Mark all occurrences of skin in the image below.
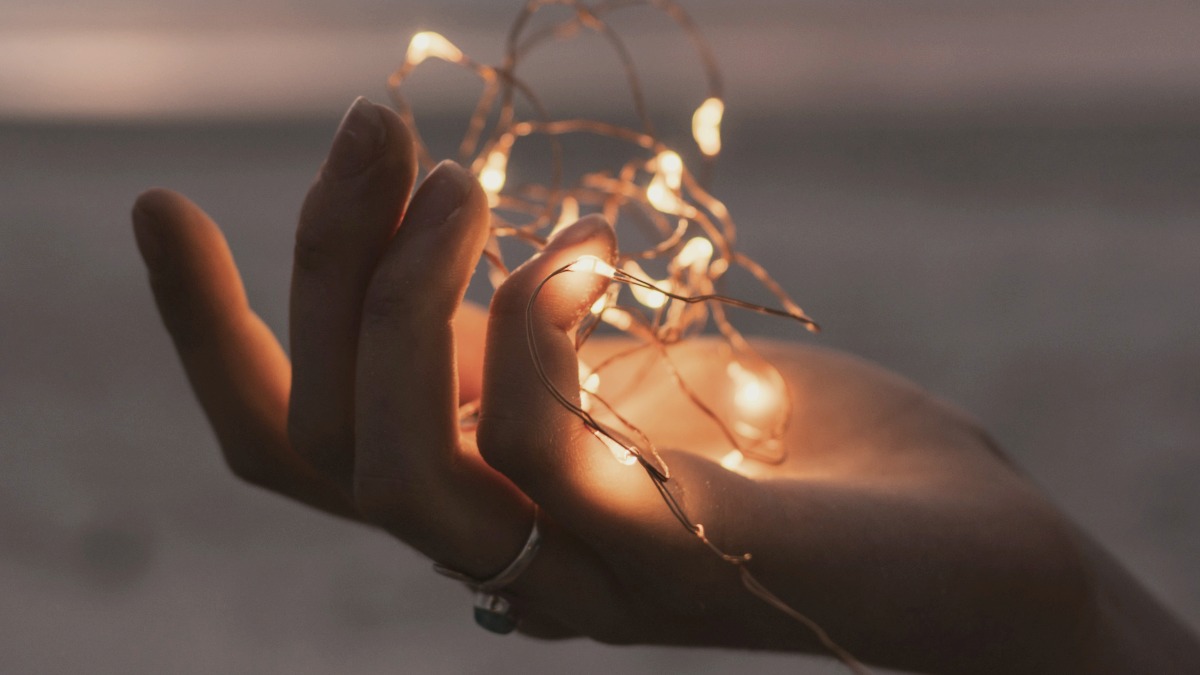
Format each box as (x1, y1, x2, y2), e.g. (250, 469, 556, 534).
(131, 98, 1200, 674)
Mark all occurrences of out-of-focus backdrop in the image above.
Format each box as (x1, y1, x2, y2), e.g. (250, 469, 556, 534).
(2, 1, 1198, 673)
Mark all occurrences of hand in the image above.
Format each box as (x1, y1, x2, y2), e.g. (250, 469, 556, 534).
(132, 98, 1199, 674)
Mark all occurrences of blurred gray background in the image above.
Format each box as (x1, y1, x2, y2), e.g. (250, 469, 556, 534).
(2, 1, 1198, 673)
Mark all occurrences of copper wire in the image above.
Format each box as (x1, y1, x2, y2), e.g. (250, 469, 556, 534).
(390, 2, 864, 670)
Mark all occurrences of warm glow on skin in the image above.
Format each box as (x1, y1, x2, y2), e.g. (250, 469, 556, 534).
(728, 360, 777, 416)
(735, 378, 766, 410)
(692, 97, 724, 156)
(593, 428, 637, 466)
(719, 449, 745, 471)
(406, 31, 464, 66)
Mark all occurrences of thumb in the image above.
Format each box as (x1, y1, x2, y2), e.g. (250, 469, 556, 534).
(477, 216, 663, 540)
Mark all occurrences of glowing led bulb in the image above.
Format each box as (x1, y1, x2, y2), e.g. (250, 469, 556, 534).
(633, 284, 668, 309)
(406, 31, 464, 66)
(727, 360, 776, 416)
(646, 150, 684, 214)
(692, 97, 724, 156)
(593, 429, 637, 466)
(550, 196, 580, 237)
(719, 449, 744, 471)
(579, 364, 600, 411)
(568, 255, 616, 278)
(674, 236, 713, 272)
(582, 371, 601, 394)
(590, 293, 610, 315)
(478, 149, 508, 206)
(623, 261, 670, 309)
(646, 177, 674, 213)
(600, 307, 633, 331)
(735, 377, 766, 410)
(656, 150, 683, 188)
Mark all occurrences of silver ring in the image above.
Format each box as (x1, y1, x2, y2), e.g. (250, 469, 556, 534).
(433, 504, 541, 634)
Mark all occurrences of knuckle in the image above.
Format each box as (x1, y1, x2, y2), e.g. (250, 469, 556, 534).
(487, 278, 532, 322)
(293, 183, 358, 274)
(359, 276, 420, 326)
(360, 268, 454, 330)
(292, 223, 340, 273)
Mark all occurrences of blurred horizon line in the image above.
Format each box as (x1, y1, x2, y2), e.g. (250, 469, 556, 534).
(3, 3, 1200, 124)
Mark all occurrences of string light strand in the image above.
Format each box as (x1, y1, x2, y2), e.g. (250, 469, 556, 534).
(389, 1, 864, 670)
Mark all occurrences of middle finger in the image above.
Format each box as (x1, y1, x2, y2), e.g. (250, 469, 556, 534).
(353, 161, 531, 576)
(288, 98, 418, 489)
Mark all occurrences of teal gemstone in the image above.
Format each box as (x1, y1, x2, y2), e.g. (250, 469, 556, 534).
(474, 606, 518, 634)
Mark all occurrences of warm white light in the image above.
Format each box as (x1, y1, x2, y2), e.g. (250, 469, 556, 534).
(600, 307, 633, 331)
(568, 255, 616, 279)
(550, 196, 580, 237)
(593, 429, 637, 465)
(479, 149, 508, 206)
(728, 360, 775, 415)
(633, 284, 668, 309)
(646, 150, 684, 214)
(590, 293, 610, 315)
(646, 176, 677, 213)
(735, 378, 766, 409)
(582, 371, 601, 394)
(733, 420, 766, 440)
(719, 449, 744, 471)
(674, 236, 713, 272)
(692, 97, 724, 156)
(623, 261, 670, 309)
(579, 363, 599, 411)
(406, 31, 464, 66)
(656, 150, 683, 189)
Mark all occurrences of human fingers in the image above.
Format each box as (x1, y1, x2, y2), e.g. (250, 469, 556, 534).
(350, 177, 635, 635)
(132, 188, 353, 517)
(352, 160, 534, 576)
(453, 301, 489, 404)
(287, 97, 419, 491)
(477, 217, 667, 545)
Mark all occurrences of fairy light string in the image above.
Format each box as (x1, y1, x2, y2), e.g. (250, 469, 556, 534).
(388, 1, 865, 671)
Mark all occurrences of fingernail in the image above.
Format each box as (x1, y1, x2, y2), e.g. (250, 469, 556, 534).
(416, 160, 472, 219)
(546, 214, 610, 249)
(323, 97, 386, 178)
